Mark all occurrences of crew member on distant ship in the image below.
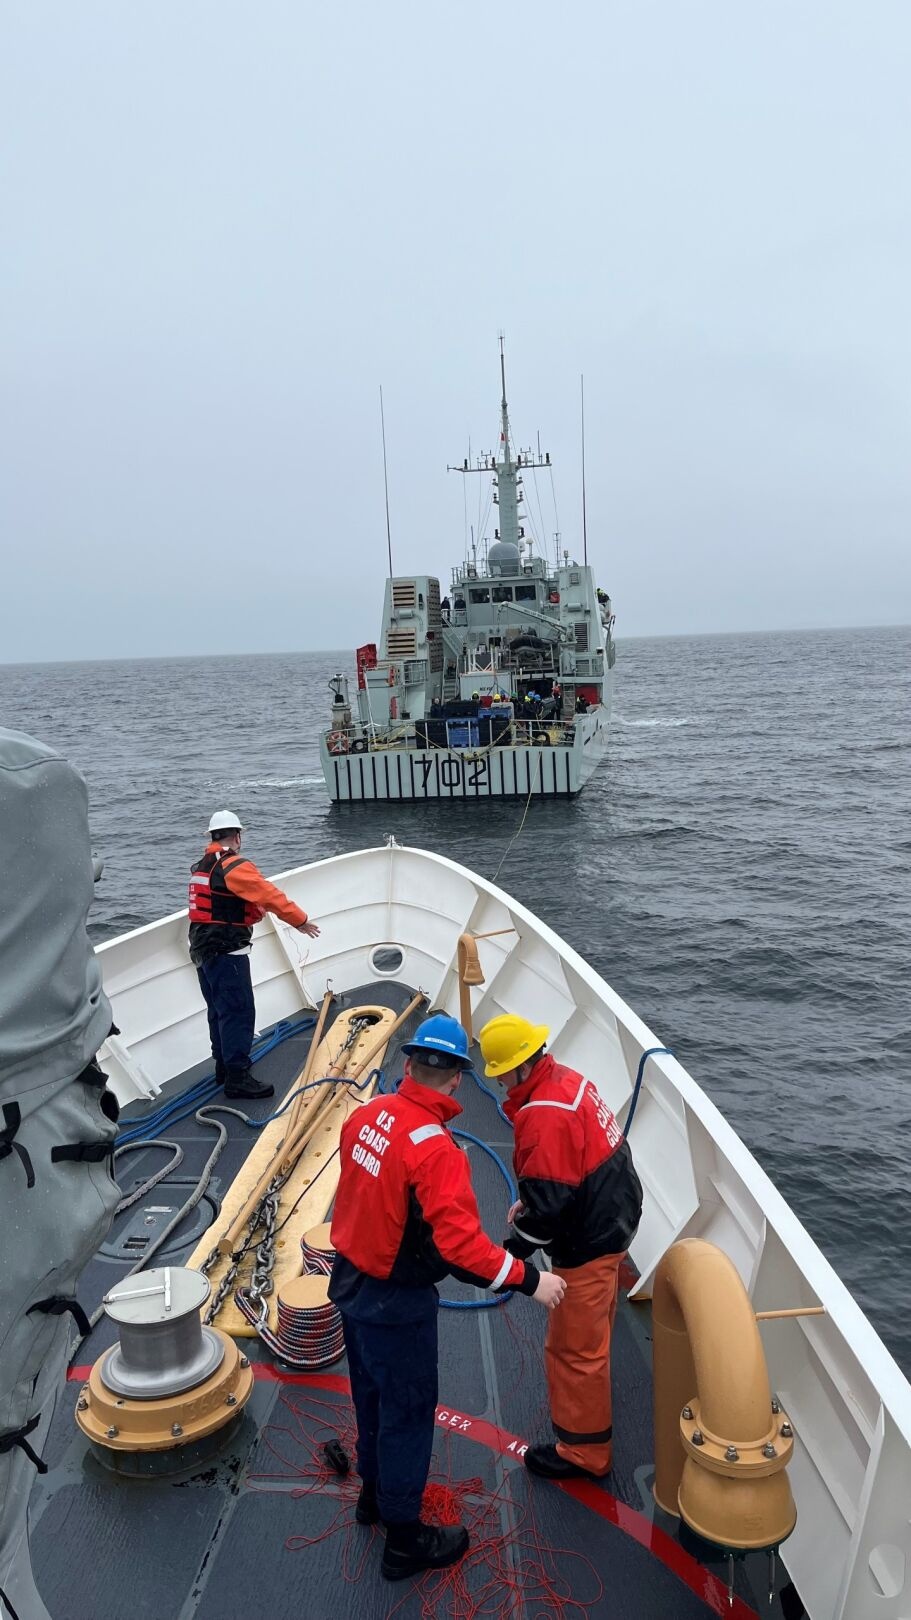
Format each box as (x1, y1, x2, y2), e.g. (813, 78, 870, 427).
(188, 811, 319, 1100)
(329, 1015, 566, 1581)
(479, 1015, 643, 1481)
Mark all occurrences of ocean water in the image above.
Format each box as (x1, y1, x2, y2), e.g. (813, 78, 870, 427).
(2, 626, 909, 1371)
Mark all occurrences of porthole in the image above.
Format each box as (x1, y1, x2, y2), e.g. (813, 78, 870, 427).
(369, 944, 405, 977)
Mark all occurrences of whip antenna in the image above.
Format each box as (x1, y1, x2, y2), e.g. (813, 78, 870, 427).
(580, 373, 588, 567)
(380, 385, 394, 579)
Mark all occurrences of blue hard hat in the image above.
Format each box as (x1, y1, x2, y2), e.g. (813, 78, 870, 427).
(401, 1013, 471, 1070)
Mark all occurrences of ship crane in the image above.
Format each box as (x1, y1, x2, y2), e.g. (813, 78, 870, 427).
(496, 600, 572, 644)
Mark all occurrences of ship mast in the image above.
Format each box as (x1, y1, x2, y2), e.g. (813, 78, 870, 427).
(448, 337, 551, 558)
(495, 334, 520, 549)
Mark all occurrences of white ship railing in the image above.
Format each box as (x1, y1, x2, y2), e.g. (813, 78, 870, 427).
(323, 719, 580, 753)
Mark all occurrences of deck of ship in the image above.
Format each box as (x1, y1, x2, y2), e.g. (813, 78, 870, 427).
(30, 983, 801, 1619)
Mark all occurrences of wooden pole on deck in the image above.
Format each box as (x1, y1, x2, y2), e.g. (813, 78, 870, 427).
(218, 991, 427, 1255)
(285, 989, 335, 1139)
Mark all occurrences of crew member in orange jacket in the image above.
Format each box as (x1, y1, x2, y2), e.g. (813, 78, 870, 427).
(188, 810, 319, 1100)
(479, 1014, 643, 1481)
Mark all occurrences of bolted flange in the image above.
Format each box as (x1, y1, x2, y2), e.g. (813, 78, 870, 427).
(76, 1325, 253, 1461)
(679, 1399, 795, 1478)
(677, 1396, 797, 1551)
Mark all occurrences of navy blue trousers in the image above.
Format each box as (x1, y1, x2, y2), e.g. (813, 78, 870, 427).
(341, 1308, 439, 1524)
(196, 954, 255, 1077)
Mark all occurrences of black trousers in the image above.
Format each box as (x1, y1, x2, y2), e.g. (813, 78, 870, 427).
(341, 1307, 439, 1524)
(196, 953, 255, 1076)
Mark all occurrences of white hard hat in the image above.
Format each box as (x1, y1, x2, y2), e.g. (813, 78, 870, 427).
(208, 809, 243, 833)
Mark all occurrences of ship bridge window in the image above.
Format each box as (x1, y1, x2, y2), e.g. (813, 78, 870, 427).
(469, 586, 490, 604)
(515, 583, 537, 601)
(492, 585, 513, 602)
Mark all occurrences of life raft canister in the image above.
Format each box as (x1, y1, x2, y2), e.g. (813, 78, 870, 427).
(327, 731, 349, 755)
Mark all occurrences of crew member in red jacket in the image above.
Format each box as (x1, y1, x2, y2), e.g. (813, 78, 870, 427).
(329, 1014, 566, 1582)
(479, 1014, 643, 1482)
(188, 810, 319, 1100)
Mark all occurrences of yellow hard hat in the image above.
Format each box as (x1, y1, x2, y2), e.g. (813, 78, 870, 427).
(479, 1014, 549, 1078)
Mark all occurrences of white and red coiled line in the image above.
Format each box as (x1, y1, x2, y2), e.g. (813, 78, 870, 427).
(235, 1223, 343, 1368)
(300, 1221, 335, 1277)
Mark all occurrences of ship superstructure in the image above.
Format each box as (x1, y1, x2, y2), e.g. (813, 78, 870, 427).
(320, 348, 615, 801)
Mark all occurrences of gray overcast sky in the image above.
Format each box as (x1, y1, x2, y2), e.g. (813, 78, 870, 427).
(3, 2, 909, 661)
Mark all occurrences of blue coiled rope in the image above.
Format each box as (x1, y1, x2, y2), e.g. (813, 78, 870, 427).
(115, 1013, 317, 1147)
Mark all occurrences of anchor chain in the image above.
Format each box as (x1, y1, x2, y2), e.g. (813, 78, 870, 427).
(200, 1186, 279, 1326)
(247, 1177, 281, 1324)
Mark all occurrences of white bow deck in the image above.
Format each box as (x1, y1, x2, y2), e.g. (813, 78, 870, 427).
(95, 842, 911, 1620)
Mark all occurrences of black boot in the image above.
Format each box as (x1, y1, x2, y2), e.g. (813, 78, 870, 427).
(223, 1068, 274, 1101)
(524, 1442, 607, 1482)
(381, 1520, 469, 1582)
(355, 1480, 381, 1525)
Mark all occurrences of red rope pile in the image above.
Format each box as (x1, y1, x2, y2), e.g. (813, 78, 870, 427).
(249, 1388, 603, 1620)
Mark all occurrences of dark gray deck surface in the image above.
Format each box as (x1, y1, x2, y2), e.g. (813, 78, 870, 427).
(29, 983, 799, 1619)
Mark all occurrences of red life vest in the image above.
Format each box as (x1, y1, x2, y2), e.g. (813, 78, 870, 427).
(188, 849, 263, 961)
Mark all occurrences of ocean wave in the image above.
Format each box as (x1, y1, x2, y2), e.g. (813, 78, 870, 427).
(231, 776, 324, 788)
(614, 715, 691, 728)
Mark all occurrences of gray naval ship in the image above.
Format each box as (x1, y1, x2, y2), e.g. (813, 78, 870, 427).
(320, 350, 616, 803)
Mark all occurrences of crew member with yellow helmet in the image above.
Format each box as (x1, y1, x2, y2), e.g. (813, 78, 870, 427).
(479, 1013, 643, 1481)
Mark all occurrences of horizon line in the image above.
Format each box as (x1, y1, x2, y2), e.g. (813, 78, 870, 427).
(1, 620, 909, 671)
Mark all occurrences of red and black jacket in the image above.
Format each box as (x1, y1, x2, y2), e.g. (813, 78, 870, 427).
(329, 1077, 540, 1323)
(188, 844, 308, 964)
(503, 1055, 643, 1269)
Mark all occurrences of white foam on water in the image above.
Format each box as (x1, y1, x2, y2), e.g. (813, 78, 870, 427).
(232, 776, 325, 788)
(614, 715, 691, 728)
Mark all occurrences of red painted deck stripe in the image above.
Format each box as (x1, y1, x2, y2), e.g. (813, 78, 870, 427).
(68, 1361, 757, 1615)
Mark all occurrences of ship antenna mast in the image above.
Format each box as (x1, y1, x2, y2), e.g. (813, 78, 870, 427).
(447, 338, 551, 559)
(580, 372, 588, 567)
(499, 332, 510, 461)
(379, 384, 394, 580)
